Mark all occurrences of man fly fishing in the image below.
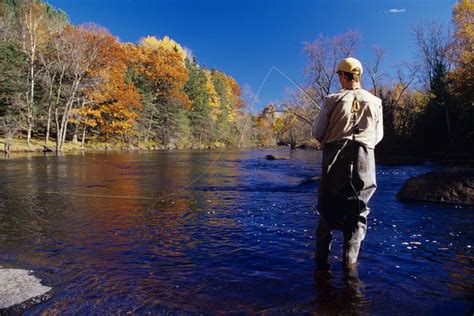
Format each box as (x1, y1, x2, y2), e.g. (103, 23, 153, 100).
(312, 57, 383, 270)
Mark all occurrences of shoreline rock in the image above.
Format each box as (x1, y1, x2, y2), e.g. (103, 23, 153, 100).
(397, 168, 474, 206)
(0, 268, 52, 310)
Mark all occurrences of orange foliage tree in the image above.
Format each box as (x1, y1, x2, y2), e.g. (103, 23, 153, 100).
(74, 30, 141, 144)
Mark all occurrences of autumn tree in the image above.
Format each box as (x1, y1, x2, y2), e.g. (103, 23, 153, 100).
(203, 68, 220, 122)
(43, 25, 108, 151)
(1, 0, 247, 150)
(130, 36, 190, 147)
(257, 104, 277, 147)
(75, 31, 141, 145)
(234, 84, 258, 147)
(210, 70, 242, 144)
(376, 64, 420, 148)
(448, 0, 474, 147)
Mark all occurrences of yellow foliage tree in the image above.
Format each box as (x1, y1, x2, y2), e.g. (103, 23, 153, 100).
(140, 35, 187, 62)
(204, 69, 221, 121)
(450, 0, 474, 102)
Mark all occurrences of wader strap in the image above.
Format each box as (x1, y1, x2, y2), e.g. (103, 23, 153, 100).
(349, 90, 361, 214)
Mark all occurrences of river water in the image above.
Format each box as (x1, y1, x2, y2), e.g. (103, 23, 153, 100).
(0, 149, 472, 315)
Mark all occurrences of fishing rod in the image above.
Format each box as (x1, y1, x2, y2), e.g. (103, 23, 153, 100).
(255, 66, 321, 127)
(274, 107, 314, 127)
(270, 66, 321, 110)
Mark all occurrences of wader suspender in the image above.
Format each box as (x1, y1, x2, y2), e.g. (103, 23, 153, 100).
(349, 89, 361, 175)
(349, 89, 361, 215)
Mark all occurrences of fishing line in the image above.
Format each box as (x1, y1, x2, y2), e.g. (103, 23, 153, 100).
(4, 65, 316, 201)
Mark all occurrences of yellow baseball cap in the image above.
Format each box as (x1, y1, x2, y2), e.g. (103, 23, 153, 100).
(337, 57, 363, 75)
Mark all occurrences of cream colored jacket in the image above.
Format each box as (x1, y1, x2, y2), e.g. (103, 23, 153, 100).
(312, 88, 383, 149)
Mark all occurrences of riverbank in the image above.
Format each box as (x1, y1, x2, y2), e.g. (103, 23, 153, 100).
(0, 137, 232, 154)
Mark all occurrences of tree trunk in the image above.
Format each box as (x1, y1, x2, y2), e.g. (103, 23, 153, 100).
(27, 124, 32, 147)
(72, 122, 79, 143)
(45, 72, 56, 146)
(55, 107, 60, 152)
(27, 61, 35, 147)
(444, 103, 454, 145)
(81, 126, 86, 149)
(45, 103, 52, 145)
(58, 77, 81, 150)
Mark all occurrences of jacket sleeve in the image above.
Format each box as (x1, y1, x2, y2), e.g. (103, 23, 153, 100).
(312, 97, 330, 142)
(375, 103, 384, 145)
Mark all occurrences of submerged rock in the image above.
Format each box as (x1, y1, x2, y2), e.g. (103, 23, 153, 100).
(0, 269, 51, 309)
(397, 169, 474, 206)
(299, 175, 321, 185)
(264, 154, 289, 161)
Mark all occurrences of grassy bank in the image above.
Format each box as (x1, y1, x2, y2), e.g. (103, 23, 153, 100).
(0, 137, 234, 154)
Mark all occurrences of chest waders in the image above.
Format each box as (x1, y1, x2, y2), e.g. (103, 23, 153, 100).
(316, 89, 377, 269)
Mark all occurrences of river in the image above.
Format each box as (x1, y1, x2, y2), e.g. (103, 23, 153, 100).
(0, 149, 472, 314)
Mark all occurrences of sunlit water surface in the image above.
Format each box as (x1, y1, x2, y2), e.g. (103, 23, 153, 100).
(0, 149, 472, 315)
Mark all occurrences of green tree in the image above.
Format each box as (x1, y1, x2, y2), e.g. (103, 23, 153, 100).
(184, 58, 211, 146)
(0, 41, 27, 153)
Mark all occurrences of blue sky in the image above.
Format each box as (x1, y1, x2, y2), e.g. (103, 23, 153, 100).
(47, 0, 455, 111)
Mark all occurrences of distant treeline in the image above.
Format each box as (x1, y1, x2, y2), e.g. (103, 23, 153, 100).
(259, 0, 473, 156)
(0, 0, 259, 153)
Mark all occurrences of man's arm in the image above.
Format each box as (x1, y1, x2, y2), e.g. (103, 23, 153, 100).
(312, 98, 330, 142)
(375, 104, 384, 145)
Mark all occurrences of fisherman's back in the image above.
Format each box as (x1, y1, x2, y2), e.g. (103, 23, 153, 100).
(315, 88, 383, 149)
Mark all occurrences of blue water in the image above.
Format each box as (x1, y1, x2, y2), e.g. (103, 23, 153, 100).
(0, 149, 472, 314)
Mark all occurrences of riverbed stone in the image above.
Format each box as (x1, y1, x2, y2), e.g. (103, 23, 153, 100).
(397, 169, 474, 206)
(0, 269, 51, 309)
(264, 154, 289, 160)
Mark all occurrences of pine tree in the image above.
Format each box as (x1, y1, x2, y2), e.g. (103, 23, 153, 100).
(184, 58, 211, 146)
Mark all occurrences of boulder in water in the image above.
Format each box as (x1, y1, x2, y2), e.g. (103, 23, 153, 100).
(397, 168, 474, 206)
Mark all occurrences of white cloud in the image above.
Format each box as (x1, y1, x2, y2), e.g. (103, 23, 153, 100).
(388, 8, 406, 13)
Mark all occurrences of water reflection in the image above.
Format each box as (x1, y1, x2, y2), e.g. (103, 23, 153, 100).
(314, 267, 370, 315)
(0, 150, 473, 314)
